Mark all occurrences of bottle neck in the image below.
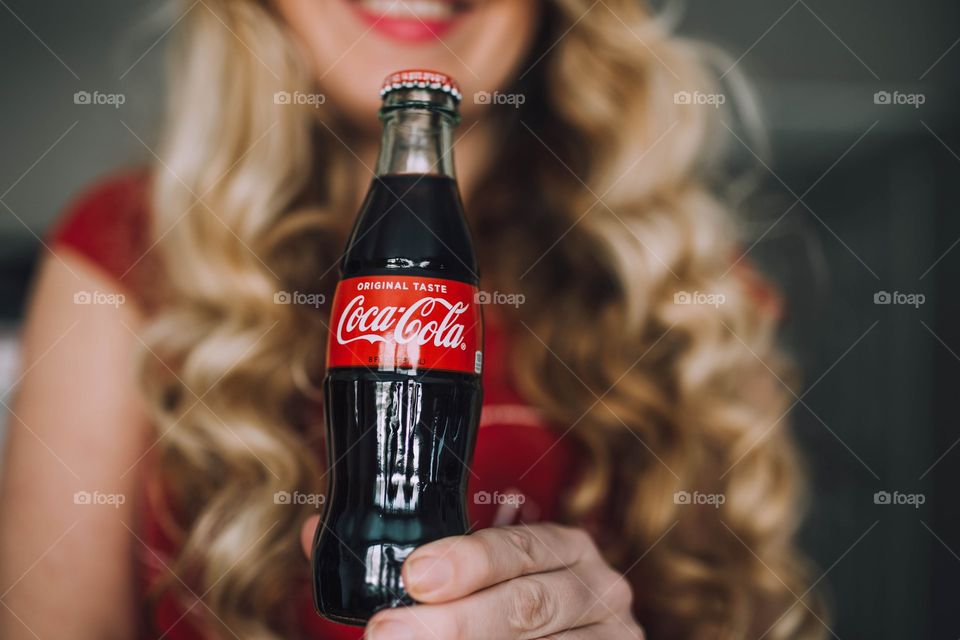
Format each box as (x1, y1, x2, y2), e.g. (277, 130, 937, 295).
(375, 107, 457, 179)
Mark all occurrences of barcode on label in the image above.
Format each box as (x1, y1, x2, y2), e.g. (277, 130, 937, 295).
(474, 351, 483, 375)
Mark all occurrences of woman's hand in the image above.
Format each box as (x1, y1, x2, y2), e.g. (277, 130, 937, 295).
(301, 517, 644, 639)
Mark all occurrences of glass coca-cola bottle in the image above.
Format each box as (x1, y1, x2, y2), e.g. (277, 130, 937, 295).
(312, 69, 483, 626)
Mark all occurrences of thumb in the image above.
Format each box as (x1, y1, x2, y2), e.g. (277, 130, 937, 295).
(301, 515, 320, 559)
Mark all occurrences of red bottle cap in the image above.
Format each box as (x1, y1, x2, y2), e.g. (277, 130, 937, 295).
(380, 69, 462, 102)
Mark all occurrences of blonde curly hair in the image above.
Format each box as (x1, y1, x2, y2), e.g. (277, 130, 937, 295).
(137, 0, 826, 637)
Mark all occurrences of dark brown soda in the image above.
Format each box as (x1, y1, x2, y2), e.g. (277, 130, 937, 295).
(312, 174, 482, 625)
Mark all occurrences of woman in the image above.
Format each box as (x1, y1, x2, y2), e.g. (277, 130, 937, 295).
(0, 0, 824, 638)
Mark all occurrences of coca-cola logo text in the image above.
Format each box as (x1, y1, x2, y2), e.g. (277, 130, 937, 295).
(327, 276, 481, 374)
(336, 295, 469, 350)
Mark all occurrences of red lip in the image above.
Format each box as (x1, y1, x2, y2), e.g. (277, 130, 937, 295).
(352, 3, 464, 43)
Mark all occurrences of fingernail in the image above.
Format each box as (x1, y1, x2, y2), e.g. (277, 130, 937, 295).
(367, 620, 414, 640)
(405, 556, 452, 594)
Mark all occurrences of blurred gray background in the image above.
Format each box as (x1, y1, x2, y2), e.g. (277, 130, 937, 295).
(2, 0, 960, 637)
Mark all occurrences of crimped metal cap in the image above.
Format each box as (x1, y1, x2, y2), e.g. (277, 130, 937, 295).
(380, 69, 462, 102)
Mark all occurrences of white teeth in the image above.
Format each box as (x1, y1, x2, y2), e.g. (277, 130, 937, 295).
(357, 0, 456, 20)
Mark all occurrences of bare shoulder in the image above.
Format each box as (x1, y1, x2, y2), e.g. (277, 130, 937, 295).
(0, 250, 147, 639)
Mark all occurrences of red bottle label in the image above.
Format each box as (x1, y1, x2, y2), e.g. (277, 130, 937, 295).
(327, 275, 483, 375)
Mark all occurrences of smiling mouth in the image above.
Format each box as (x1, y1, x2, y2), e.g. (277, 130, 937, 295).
(350, 0, 473, 42)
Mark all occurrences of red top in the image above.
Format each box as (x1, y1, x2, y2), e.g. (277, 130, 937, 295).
(49, 173, 579, 639)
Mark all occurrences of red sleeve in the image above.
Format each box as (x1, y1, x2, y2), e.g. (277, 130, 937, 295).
(48, 170, 153, 297)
